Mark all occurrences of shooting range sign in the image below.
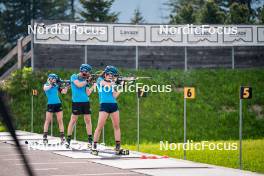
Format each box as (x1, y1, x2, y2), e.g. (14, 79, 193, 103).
(223, 27, 253, 43)
(150, 26, 183, 43)
(113, 26, 146, 43)
(35, 23, 71, 41)
(187, 26, 218, 43)
(137, 88, 147, 98)
(240, 86, 252, 99)
(184, 87, 195, 99)
(257, 27, 264, 42)
(75, 24, 108, 43)
(32, 89, 38, 96)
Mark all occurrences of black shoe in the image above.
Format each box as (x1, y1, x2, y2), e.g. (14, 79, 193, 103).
(115, 143, 121, 151)
(61, 137, 66, 145)
(43, 138, 48, 144)
(87, 138, 93, 149)
(65, 138, 71, 148)
(93, 142, 97, 150)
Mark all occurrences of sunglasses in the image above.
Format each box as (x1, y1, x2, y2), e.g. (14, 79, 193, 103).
(105, 73, 114, 76)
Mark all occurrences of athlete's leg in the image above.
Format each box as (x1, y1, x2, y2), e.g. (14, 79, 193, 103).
(44, 112, 52, 134)
(93, 112, 108, 149)
(67, 114, 78, 144)
(56, 111, 65, 141)
(43, 112, 52, 142)
(111, 111, 121, 149)
(56, 111, 64, 132)
(84, 114, 93, 144)
(84, 114, 92, 135)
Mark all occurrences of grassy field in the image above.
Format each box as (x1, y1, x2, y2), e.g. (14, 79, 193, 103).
(1, 67, 263, 144)
(124, 139, 264, 174)
(0, 67, 263, 173)
(0, 123, 5, 132)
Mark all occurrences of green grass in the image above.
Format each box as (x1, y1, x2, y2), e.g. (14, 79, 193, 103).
(124, 139, 264, 174)
(1, 67, 264, 144)
(0, 122, 5, 132)
(0, 67, 264, 173)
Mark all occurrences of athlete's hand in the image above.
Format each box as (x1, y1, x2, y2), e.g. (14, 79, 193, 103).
(92, 82, 97, 88)
(51, 82, 56, 87)
(120, 81, 125, 86)
(86, 76, 92, 83)
(61, 88, 68, 94)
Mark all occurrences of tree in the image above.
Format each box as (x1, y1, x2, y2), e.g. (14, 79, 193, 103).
(170, 4, 195, 24)
(228, 2, 250, 24)
(257, 6, 264, 24)
(0, 0, 71, 57)
(166, 0, 206, 24)
(70, 0, 75, 19)
(130, 8, 145, 24)
(80, 0, 119, 22)
(0, 11, 9, 58)
(200, 0, 225, 24)
(215, 0, 261, 22)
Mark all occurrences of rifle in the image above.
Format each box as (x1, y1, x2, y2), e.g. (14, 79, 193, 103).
(115, 76, 152, 85)
(86, 71, 104, 84)
(87, 74, 101, 83)
(56, 79, 71, 88)
(84, 70, 151, 85)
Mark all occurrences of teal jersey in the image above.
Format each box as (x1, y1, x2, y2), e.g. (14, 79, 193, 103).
(71, 74, 89, 103)
(44, 83, 61, 104)
(96, 77, 117, 104)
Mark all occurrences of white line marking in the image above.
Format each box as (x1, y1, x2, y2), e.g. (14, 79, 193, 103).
(3, 158, 23, 161)
(35, 168, 58, 171)
(0, 154, 33, 157)
(16, 161, 88, 166)
(0, 146, 16, 148)
(51, 172, 138, 176)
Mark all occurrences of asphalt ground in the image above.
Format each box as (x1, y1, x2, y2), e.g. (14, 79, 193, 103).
(0, 142, 145, 176)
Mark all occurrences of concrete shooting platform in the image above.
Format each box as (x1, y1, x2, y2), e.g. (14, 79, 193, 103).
(0, 131, 263, 176)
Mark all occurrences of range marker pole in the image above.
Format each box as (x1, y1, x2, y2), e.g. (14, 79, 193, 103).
(183, 97, 187, 160)
(137, 94, 140, 152)
(31, 95, 34, 132)
(239, 98, 243, 169)
(135, 46, 138, 70)
(183, 87, 195, 160)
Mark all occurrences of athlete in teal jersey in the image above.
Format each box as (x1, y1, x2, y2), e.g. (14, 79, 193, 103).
(93, 66, 124, 152)
(66, 64, 96, 148)
(43, 73, 68, 144)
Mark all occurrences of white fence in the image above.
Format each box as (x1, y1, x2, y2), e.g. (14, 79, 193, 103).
(32, 22, 264, 46)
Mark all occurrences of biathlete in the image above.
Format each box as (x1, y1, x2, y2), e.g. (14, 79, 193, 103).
(66, 64, 96, 148)
(43, 74, 68, 144)
(93, 66, 124, 153)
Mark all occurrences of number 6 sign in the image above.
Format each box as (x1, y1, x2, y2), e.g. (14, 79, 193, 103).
(184, 87, 195, 99)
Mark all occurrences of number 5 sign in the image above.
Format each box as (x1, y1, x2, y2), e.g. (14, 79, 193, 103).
(240, 87, 252, 99)
(238, 86, 252, 170)
(184, 87, 195, 99)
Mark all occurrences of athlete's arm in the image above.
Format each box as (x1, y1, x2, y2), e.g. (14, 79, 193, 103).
(86, 83, 96, 96)
(73, 79, 87, 88)
(113, 81, 124, 98)
(113, 91, 121, 98)
(43, 84, 52, 91)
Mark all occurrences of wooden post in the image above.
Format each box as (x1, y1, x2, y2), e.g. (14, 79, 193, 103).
(17, 37, 23, 69)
